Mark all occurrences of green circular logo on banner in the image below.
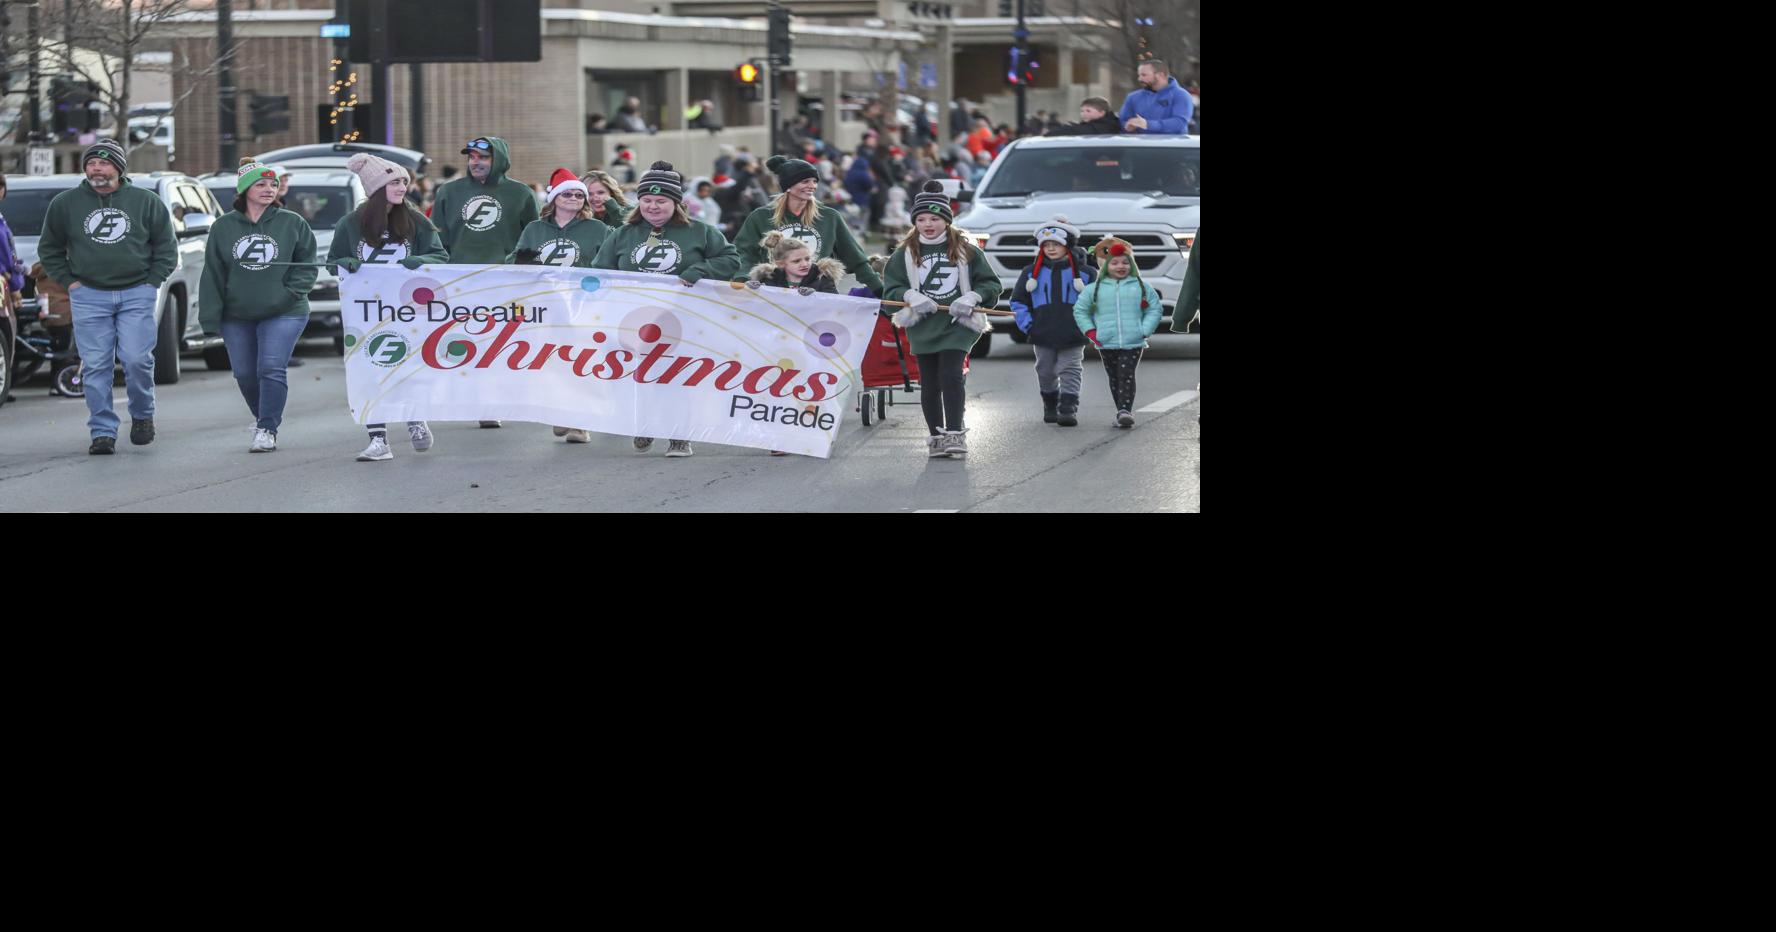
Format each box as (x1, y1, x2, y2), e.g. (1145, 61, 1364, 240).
(366, 333, 409, 367)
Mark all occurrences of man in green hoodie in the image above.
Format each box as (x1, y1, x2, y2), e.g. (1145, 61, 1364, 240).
(36, 138, 177, 455)
(430, 136, 540, 265)
(424, 136, 538, 428)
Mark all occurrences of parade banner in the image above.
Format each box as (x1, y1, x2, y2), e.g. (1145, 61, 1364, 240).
(340, 265, 880, 458)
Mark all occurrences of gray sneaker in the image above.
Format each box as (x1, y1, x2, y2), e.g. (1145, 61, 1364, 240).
(927, 435, 947, 458)
(944, 429, 968, 458)
(665, 440, 694, 458)
(357, 435, 393, 461)
(250, 428, 277, 453)
(408, 422, 434, 452)
(634, 436, 654, 453)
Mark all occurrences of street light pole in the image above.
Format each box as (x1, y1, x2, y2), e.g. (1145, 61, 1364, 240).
(218, 0, 236, 168)
(1014, 0, 1027, 133)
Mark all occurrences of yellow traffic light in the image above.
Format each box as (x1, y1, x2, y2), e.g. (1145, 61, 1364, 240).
(736, 62, 761, 83)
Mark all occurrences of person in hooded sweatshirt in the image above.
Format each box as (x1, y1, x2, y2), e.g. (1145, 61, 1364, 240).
(199, 161, 318, 453)
(36, 138, 177, 455)
(326, 153, 450, 463)
(430, 135, 540, 428)
(1118, 60, 1195, 134)
(513, 168, 612, 446)
(730, 155, 885, 296)
(590, 160, 740, 460)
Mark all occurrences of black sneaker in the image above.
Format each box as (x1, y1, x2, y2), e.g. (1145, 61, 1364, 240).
(89, 436, 116, 455)
(130, 417, 155, 445)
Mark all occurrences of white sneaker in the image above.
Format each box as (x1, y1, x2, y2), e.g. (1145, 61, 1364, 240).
(357, 435, 393, 461)
(927, 435, 947, 458)
(565, 429, 591, 444)
(944, 429, 968, 458)
(665, 440, 694, 458)
(409, 422, 434, 452)
(250, 428, 277, 453)
(553, 426, 570, 437)
(634, 436, 654, 453)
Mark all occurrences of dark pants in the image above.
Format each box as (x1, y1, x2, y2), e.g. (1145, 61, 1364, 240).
(916, 350, 967, 434)
(1099, 348, 1143, 412)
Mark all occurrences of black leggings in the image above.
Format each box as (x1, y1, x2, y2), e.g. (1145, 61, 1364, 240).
(916, 350, 968, 434)
(1099, 348, 1143, 412)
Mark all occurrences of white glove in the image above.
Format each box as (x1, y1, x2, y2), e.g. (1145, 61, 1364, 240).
(892, 306, 921, 329)
(905, 291, 937, 316)
(948, 291, 979, 322)
(956, 309, 991, 334)
(745, 280, 763, 290)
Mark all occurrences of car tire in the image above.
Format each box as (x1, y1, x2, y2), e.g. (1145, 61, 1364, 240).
(203, 346, 231, 371)
(153, 294, 181, 385)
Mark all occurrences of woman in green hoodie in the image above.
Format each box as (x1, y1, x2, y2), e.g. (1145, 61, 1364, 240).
(591, 160, 739, 459)
(326, 152, 449, 462)
(199, 161, 318, 453)
(516, 169, 612, 445)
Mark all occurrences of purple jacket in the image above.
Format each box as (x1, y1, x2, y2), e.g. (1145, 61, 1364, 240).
(0, 214, 24, 294)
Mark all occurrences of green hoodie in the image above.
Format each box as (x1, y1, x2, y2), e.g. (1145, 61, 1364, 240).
(325, 204, 449, 269)
(510, 214, 610, 268)
(429, 136, 540, 263)
(590, 216, 739, 284)
(198, 206, 317, 334)
(882, 238, 1002, 355)
(730, 198, 884, 294)
(37, 177, 177, 290)
(591, 201, 631, 230)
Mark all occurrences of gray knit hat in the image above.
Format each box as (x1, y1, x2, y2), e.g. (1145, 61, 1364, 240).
(82, 138, 127, 177)
(911, 180, 952, 223)
(636, 161, 685, 203)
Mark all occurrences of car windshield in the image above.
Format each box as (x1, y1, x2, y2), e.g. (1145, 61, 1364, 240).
(0, 187, 74, 236)
(981, 146, 1200, 198)
(285, 186, 354, 228)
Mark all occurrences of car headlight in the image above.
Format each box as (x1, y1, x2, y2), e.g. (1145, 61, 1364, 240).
(1174, 232, 1195, 257)
(969, 233, 990, 248)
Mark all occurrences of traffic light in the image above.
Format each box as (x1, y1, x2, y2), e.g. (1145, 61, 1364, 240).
(1004, 47, 1037, 85)
(250, 94, 291, 137)
(735, 60, 763, 102)
(767, 6, 792, 67)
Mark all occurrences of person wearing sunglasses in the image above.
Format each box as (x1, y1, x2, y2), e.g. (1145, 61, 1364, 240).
(431, 135, 540, 427)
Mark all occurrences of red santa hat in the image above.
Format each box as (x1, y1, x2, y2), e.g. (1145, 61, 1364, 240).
(546, 167, 588, 202)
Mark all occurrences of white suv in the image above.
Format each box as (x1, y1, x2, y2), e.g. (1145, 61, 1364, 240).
(953, 134, 1199, 355)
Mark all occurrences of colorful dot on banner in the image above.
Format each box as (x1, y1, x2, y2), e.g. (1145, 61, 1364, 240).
(819, 332, 837, 347)
(343, 333, 359, 350)
(593, 331, 606, 343)
(777, 358, 794, 370)
(729, 281, 747, 290)
(803, 320, 851, 356)
(413, 287, 434, 305)
(446, 340, 472, 361)
(639, 323, 662, 343)
(580, 277, 602, 293)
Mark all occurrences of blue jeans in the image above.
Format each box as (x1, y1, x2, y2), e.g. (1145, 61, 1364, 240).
(221, 314, 309, 433)
(70, 282, 158, 439)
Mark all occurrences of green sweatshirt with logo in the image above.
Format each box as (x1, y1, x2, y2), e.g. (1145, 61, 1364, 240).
(510, 214, 610, 268)
(730, 199, 884, 294)
(882, 239, 1002, 355)
(589, 217, 739, 284)
(198, 207, 317, 333)
(36, 177, 178, 290)
(429, 136, 541, 263)
(325, 205, 450, 269)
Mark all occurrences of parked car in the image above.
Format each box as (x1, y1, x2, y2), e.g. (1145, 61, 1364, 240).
(249, 142, 431, 179)
(1, 172, 227, 384)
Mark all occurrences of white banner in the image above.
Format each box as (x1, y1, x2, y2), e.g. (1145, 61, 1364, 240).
(340, 264, 878, 458)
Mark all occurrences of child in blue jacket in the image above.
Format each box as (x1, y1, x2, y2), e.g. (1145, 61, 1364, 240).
(1009, 215, 1094, 426)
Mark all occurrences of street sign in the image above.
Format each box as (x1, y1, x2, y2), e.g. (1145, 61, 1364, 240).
(27, 146, 53, 177)
(321, 24, 350, 38)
